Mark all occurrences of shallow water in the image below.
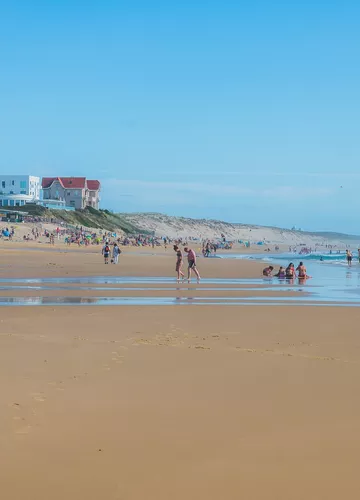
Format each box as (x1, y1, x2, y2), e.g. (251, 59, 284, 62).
(0, 295, 357, 307)
(1, 252, 360, 306)
(0, 277, 359, 305)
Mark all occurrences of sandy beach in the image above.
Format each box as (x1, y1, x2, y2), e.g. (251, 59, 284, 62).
(1, 246, 360, 499)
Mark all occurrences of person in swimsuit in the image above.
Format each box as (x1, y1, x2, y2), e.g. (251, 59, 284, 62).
(296, 261, 307, 279)
(346, 250, 353, 266)
(173, 245, 185, 282)
(262, 266, 274, 277)
(184, 247, 201, 283)
(285, 263, 296, 280)
(274, 266, 286, 279)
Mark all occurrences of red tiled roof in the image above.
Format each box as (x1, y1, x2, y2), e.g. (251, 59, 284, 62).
(87, 180, 100, 190)
(42, 177, 86, 189)
(42, 177, 61, 189)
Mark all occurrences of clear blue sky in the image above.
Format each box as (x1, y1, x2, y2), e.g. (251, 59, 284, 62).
(1, 1, 359, 233)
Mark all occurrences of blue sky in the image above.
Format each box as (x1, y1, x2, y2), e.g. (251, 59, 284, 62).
(1, 1, 359, 233)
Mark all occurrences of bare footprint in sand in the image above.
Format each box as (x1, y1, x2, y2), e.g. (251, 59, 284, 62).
(111, 352, 124, 364)
(31, 392, 46, 402)
(15, 425, 32, 435)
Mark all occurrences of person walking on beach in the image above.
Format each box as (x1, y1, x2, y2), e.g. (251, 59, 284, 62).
(346, 250, 353, 266)
(357, 248, 360, 263)
(173, 245, 185, 282)
(102, 241, 110, 264)
(184, 247, 201, 283)
(112, 243, 121, 264)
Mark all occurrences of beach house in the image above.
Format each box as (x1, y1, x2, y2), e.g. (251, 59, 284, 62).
(41, 177, 101, 210)
(0, 175, 41, 207)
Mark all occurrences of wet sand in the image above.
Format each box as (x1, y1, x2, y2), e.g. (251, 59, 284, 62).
(1, 247, 360, 499)
(0, 245, 265, 278)
(1, 306, 360, 499)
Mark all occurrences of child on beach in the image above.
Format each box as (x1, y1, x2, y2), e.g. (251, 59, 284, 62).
(262, 266, 274, 277)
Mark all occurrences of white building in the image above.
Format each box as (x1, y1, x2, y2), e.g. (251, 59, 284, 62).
(0, 175, 41, 207)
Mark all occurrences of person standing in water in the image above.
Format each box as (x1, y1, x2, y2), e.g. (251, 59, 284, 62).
(346, 249, 353, 266)
(173, 245, 185, 282)
(184, 247, 201, 283)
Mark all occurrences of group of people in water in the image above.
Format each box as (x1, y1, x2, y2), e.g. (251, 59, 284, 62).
(263, 262, 310, 280)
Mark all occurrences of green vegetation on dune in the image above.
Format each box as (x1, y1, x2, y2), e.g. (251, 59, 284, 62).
(3, 205, 359, 240)
(3, 205, 144, 234)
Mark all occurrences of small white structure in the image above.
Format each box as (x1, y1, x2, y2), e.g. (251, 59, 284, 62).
(0, 175, 41, 207)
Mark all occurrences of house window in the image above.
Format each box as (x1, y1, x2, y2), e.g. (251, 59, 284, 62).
(67, 191, 71, 196)
(70, 200, 75, 207)
(0, 200, 2, 206)
(11, 180, 15, 186)
(10, 191, 14, 194)
(1, 181, 5, 189)
(3, 199, 8, 206)
(20, 190, 26, 195)
(20, 181, 26, 189)
(74, 190, 79, 196)
(10, 200, 15, 206)
(16, 201, 20, 206)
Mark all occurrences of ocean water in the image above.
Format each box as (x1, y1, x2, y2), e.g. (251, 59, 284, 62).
(217, 251, 360, 303)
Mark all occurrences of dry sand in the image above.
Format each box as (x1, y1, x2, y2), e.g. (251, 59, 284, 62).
(1, 246, 360, 499)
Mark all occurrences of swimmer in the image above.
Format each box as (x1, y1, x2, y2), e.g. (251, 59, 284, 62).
(262, 266, 274, 277)
(173, 245, 185, 282)
(184, 247, 201, 283)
